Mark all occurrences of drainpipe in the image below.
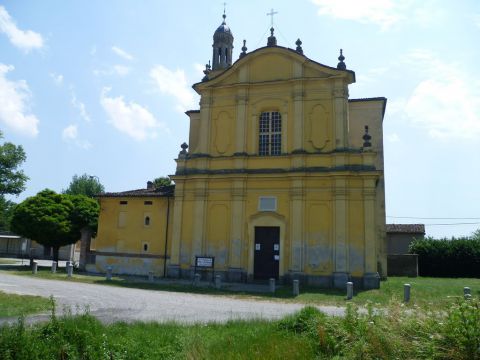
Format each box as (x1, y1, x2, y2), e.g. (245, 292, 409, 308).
(163, 193, 171, 278)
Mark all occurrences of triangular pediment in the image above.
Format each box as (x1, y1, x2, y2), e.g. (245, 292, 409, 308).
(193, 46, 355, 92)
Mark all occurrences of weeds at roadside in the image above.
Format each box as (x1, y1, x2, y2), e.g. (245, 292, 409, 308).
(1, 297, 479, 359)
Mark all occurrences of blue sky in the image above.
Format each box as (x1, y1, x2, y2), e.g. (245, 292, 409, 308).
(1, 0, 479, 238)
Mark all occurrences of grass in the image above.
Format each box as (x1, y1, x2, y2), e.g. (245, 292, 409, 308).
(0, 259, 19, 265)
(1, 299, 479, 359)
(1, 264, 480, 309)
(0, 291, 51, 317)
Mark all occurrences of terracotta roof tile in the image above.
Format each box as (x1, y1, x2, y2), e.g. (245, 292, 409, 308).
(97, 185, 175, 198)
(386, 224, 425, 234)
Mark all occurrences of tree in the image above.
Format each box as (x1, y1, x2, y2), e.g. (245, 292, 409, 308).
(11, 189, 99, 262)
(0, 131, 28, 196)
(63, 173, 105, 198)
(0, 196, 15, 231)
(153, 176, 172, 187)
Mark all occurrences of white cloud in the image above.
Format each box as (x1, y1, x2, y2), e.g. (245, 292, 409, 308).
(0, 64, 39, 137)
(50, 72, 63, 86)
(194, 63, 206, 75)
(62, 124, 77, 140)
(401, 50, 480, 139)
(100, 87, 168, 141)
(0, 5, 43, 51)
(150, 65, 197, 112)
(112, 46, 134, 61)
(61, 124, 92, 149)
(71, 92, 91, 122)
(93, 65, 131, 77)
(113, 65, 130, 76)
(311, 0, 404, 30)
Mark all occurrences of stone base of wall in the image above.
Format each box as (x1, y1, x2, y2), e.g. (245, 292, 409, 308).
(387, 254, 418, 277)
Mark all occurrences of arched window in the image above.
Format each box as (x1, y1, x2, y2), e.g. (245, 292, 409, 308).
(144, 216, 150, 226)
(259, 111, 281, 156)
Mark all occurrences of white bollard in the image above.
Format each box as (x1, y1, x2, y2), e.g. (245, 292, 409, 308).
(404, 284, 411, 303)
(51, 261, 57, 273)
(32, 261, 38, 274)
(293, 279, 300, 296)
(148, 271, 154, 282)
(464, 287, 471, 300)
(346, 282, 353, 300)
(215, 274, 221, 289)
(66, 263, 73, 278)
(269, 278, 276, 293)
(106, 266, 112, 281)
(194, 273, 200, 286)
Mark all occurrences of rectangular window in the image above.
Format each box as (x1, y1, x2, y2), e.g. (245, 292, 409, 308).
(258, 196, 277, 211)
(118, 212, 127, 228)
(119, 200, 128, 205)
(258, 111, 281, 156)
(144, 201, 153, 205)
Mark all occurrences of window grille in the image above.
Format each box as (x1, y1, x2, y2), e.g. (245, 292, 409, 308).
(259, 111, 282, 156)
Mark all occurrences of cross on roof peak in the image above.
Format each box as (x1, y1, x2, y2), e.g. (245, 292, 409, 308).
(266, 8, 278, 27)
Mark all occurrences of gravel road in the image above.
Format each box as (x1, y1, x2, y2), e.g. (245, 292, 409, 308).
(0, 273, 344, 324)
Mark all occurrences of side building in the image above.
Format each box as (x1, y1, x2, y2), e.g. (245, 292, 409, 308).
(90, 14, 387, 289)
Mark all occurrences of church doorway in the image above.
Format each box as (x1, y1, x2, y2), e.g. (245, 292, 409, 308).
(254, 226, 280, 279)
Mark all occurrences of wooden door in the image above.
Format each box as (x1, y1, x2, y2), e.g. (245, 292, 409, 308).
(254, 226, 280, 279)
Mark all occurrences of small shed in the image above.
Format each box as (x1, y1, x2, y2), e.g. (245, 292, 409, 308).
(0, 231, 29, 257)
(386, 224, 425, 254)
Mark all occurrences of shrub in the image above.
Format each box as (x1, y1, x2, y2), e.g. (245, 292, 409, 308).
(409, 237, 480, 277)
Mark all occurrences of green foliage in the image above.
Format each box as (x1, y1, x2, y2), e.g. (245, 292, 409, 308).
(442, 299, 480, 359)
(69, 194, 100, 234)
(1, 300, 480, 359)
(153, 176, 172, 187)
(0, 196, 15, 231)
(0, 291, 51, 317)
(409, 237, 480, 277)
(63, 173, 105, 198)
(10, 189, 99, 260)
(0, 131, 28, 196)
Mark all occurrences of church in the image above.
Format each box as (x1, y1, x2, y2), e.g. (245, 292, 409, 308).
(89, 13, 387, 289)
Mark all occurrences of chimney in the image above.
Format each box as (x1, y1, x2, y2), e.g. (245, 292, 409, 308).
(147, 181, 154, 190)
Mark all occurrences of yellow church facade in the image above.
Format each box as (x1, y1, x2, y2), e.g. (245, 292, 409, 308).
(90, 15, 387, 289)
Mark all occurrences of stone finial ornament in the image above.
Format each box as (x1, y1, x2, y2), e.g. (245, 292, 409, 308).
(239, 39, 247, 58)
(179, 142, 189, 158)
(202, 61, 211, 81)
(267, 27, 277, 46)
(295, 39, 303, 54)
(363, 125, 372, 148)
(337, 49, 346, 70)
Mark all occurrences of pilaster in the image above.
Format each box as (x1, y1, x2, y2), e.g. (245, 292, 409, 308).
(292, 85, 304, 153)
(168, 181, 184, 277)
(198, 93, 212, 154)
(333, 177, 348, 287)
(332, 82, 349, 149)
(363, 179, 377, 274)
(290, 179, 304, 272)
(235, 91, 248, 156)
(192, 181, 207, 260)
(229, 180, 245, 269)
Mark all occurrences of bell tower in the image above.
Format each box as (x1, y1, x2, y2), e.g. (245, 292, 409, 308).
(212, 11, 234, 71)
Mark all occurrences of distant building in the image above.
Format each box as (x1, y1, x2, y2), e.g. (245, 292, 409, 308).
(0, 230, 77, 261)
(386, 224, 425, 254)
(90, 13, 387, 289)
